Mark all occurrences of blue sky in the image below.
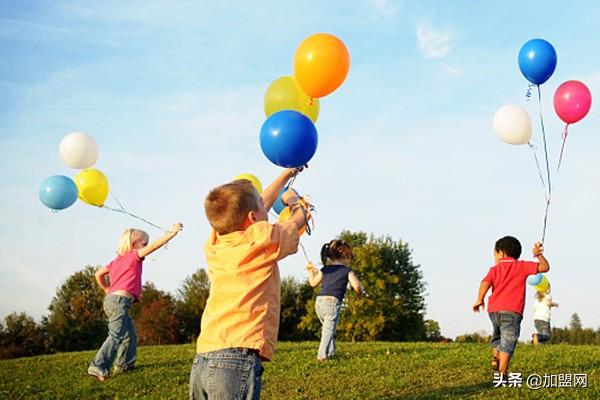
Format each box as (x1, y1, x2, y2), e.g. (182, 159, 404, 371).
(1, 1, 599, 340)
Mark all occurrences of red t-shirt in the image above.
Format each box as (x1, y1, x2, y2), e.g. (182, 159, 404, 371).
(107, 250, 144, 301)
(482, 257, 539, 315)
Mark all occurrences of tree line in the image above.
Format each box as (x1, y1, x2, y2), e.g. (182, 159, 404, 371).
(1, 231, 430, 359)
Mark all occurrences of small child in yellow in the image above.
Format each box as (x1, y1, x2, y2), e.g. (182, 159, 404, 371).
(189, 168, 309, 400)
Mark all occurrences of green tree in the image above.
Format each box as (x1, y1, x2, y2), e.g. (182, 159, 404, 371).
(424, 319, 442, 341)
(279, 277, 314, 341)
(43, 266, 107, 352)
(0, 312, 45, 359)
(300, 231, 427, 341)
(175, 268, 211, 342)
(570, 313, 582, 330)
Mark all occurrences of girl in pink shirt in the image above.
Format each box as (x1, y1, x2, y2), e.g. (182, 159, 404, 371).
(88, 223, 182, 381)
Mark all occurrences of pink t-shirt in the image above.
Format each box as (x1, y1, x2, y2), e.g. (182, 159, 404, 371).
(107, 250, 144, 301)
(482, 257, 539, 315)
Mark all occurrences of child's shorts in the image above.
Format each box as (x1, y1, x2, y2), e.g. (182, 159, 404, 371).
(534, 319, 551, 342)
(488, 311, 522, 355)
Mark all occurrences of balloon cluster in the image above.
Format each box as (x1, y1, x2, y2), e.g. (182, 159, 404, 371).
(527, 273, 550, 293)
(493, 38, 592, 150)
(260, 33, 350, 168)
(39, 132, 109, 211)
(238, 33, 350, 231)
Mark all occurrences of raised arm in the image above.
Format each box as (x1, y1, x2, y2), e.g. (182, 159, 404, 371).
(307, 263, 323, 287)
(472, 280, 491, 312)
(348, 271, 364, 297)
(532, 242, 550, 273)
(138, 223, 183, 259)
(262, 168, 302, 211)
(95, 266, 110, 294)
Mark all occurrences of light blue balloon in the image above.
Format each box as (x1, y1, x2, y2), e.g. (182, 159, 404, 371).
(39, 175, 78, 210)
(527, 273, 543, 286)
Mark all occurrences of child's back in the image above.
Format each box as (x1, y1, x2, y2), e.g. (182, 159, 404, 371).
(197, 220, 298, 359)
(190, 170, 307, 399)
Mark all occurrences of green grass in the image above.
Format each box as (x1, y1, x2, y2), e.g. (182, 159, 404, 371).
(1, 342, 598, 399)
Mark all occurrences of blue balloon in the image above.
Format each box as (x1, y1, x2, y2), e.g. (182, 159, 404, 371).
(527, 273, 543, 286)
(518, 38, 557, 85)
(260, 110, 318, 168)
(272, 186, 299, 215)
(39, 175, 78, 210)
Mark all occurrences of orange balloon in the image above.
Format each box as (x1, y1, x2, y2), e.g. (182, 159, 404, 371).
(278, 206, 307, 235)
(293, 33, 350, 98)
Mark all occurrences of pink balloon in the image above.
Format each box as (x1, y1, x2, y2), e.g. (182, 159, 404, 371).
(553, 80, 592, 124)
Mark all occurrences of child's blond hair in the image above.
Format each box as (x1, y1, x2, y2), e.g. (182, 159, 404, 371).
(535, 290, 545, 301)
(116, 228, 149, 255)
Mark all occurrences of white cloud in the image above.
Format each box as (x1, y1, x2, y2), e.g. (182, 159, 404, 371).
(364, 0, 400, 18)
(416, 20, 457, 59)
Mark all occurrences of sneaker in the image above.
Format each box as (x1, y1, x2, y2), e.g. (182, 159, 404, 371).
(87, 365, 107, 382)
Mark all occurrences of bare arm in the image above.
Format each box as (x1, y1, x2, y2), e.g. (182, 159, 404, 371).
(348, 271, 363, 297)
(307, 263, 323, 287)
(138, 223, 183, 259)
(262, 168, 301, 211)
(532, 242, 550, 273)
(95, 266, 109, 293)
(472, 280, 491, 312)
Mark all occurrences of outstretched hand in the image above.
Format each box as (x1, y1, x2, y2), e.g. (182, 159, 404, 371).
(472, 300, 485, 313)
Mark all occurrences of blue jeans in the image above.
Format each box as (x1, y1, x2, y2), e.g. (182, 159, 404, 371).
(89, 294, 137, 376)
(489, 311, 522, 355)
(534, 319, 551, 342)
(189, 349, 264, 400)
(315, 296, 342, 360)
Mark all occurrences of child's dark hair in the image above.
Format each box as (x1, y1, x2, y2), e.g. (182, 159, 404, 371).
(320, 239, 353, 265)
(495, 236, 522, 259)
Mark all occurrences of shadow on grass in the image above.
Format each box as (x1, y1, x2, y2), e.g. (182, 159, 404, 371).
(392, 381, 490, 400)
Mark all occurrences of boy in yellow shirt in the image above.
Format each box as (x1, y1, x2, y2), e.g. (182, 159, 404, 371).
(189, 168, 309, 400)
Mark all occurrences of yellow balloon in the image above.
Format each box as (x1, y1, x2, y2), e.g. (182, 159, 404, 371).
(264, 76, 320, 123)
(234, 173, 263, 193)
(534, 276, 549, 293)
(278, 206, 307, 235)
(74, 168, 109, 206)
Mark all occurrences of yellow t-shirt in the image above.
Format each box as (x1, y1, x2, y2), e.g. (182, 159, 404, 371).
(196, 220, 299, 361)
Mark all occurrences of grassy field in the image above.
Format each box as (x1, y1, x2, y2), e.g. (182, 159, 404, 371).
(0, 341, 598, 399)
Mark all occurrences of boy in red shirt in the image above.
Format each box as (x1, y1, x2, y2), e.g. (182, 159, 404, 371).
(473, 236, 550, 376)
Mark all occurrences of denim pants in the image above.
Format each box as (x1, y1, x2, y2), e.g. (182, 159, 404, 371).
(315, 296, 342, 360)
(189, 348, 264, 400)
(89, 294, 137, 376)
(534, 319, 551, 342)
(489, 311, 522, 355)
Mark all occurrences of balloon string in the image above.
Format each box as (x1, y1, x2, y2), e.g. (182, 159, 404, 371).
(537, 85, 552, 198)
(287, 174, 297, 190)
(525, 84, 534, 100)
(541, 198, 551, 245)
(557, 124, 570, 172)
(536, 85, 552, 245)
(527, 142, 548, 203)
(299, 241, 310, 263)
(100, 192, 167, 231)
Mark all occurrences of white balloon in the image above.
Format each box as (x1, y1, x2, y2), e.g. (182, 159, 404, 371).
(58, 132, 99, 169)
(492, 105, 532, 145)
